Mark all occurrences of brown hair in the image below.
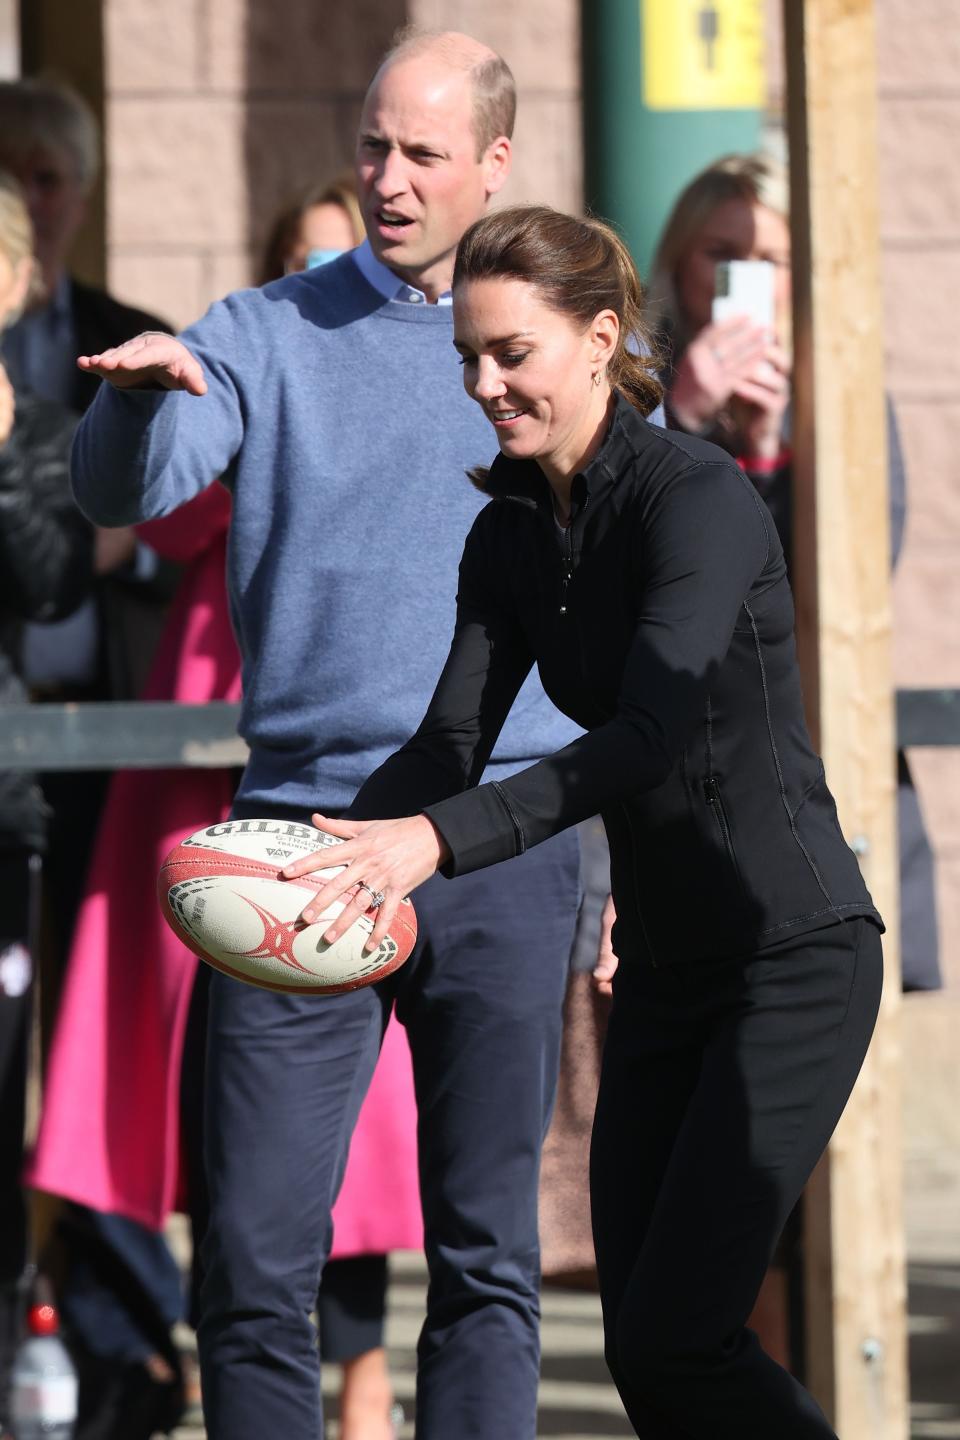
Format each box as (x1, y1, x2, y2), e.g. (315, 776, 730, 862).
(259, 173, 364, 286)
(381, 28, 516, 158)
(454, 204, 663, 417)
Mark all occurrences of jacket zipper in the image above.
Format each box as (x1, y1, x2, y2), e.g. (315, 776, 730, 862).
(620, 801, 659, 967)
(552, 493, 659, 962)
(554, 525, 657, 966)
(559, 522, 573, 616)
(491, 780, 527, 857)
(703, 777, 743, 890)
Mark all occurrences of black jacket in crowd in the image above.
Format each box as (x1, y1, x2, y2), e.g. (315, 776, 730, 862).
(0, 388, 93, 852)
(353, 393, 881, 967)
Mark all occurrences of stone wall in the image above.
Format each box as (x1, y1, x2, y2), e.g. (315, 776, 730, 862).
(874, 0, 960, 1262)
(877, 0, 960, 994)
(103, 0, 581, 330)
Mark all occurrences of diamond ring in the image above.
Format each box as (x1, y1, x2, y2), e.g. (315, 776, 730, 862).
(358, 882, 385, 908)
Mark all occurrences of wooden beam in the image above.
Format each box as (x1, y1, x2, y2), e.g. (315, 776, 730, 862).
(785, 2, 908, 1436)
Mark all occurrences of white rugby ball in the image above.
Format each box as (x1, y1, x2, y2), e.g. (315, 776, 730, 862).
(157, 818, 416, 994)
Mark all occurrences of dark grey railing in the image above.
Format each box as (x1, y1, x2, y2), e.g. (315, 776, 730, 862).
(0, 690, 956, 771)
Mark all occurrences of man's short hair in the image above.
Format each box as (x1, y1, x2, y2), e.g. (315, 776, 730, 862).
(382, 28, 516, 158)
(0, 77, 100, 189)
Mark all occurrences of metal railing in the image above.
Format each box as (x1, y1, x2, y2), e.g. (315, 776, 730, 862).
(0, 690, 956, 771)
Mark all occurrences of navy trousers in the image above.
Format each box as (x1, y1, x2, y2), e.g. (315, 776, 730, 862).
(591, 917, 883, 1438)
(197, 819, 579, 1440)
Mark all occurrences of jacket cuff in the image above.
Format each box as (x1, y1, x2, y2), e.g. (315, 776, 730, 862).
(423, 782, 520, 878)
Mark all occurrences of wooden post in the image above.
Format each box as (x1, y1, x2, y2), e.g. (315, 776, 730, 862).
(785, 2, 908, 1435)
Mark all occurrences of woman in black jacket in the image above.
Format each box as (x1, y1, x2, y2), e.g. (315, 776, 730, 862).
(285, 206, 883, 1439)
(0, 172, 92, 1424)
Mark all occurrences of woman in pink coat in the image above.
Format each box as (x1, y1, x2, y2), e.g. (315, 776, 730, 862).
(29, 478, 421, 1437)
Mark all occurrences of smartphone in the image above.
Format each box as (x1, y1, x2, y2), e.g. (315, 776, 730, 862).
(712, 260, 775, 331)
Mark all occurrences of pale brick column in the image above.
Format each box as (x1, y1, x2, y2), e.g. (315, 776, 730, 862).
(875, 0, 960, 1265)
(877, 0, 960, 993)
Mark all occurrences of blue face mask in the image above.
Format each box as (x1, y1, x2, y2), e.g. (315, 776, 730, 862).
(304, 248, 345, 270)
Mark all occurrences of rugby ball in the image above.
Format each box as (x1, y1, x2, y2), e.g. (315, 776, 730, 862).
(157, 818, 417, 995)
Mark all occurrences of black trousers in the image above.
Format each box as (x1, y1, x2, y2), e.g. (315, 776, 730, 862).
(591, 917, 883, 1439)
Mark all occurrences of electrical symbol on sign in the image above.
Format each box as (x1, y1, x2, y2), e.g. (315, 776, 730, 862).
(697, 2, 720, 70)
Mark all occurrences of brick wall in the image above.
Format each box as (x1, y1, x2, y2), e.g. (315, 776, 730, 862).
(877, 0, 960, 992)
(103, 0, 581, 330)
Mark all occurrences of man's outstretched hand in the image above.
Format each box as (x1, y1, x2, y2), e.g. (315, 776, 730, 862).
(77, 331, 207, 395)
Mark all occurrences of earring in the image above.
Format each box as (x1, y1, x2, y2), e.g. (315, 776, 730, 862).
(592, 370, 602, 388)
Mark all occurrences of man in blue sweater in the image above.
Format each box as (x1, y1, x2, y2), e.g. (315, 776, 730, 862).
(72, 31, 581, 1440)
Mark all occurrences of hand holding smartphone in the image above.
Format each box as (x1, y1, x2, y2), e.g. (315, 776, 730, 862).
(711, 260, 776, 332)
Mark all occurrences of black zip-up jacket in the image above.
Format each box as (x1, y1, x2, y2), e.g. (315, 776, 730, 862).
(0, 388, 93, 853)
(352, 393, 881, 966)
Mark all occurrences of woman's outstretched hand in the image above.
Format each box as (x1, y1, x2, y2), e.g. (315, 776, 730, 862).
(282, 813, 450, 953)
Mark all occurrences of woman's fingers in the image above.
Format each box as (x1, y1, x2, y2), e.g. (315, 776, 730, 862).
(310, 812, 364, 840)
(763, 340, 792, 375)
(731, 374, 788, 410)
(593, 894, 619, 995)
(715, 332, 768, 376)
(364, 894, 401, 954)
(282, 844, 355, 880)
(289, 814, 445, 935)
(299, 865, 363, 926)
(320, 884, 373, 941)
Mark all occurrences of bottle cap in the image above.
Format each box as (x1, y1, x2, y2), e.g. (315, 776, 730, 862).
(27, 1302, 60, 1337)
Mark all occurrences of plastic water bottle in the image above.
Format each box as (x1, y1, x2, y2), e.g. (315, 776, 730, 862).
(9, 1293, 78, 1439)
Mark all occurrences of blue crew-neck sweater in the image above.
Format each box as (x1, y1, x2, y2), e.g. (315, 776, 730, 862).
(72, 254, 580, 814)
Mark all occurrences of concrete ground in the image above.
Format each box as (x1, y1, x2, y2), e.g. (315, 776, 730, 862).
(172, 1250, 960, 1439)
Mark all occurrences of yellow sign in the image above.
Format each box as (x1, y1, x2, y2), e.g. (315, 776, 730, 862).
(641, 0, 765, 110)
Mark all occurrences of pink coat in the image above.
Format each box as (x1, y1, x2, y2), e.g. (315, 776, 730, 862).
(28, 487, 422, 1256)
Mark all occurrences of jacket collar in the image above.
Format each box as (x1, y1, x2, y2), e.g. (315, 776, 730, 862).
(481, 391, 652, 511)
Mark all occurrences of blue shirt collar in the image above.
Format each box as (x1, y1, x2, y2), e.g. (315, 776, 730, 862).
(351, 238, 452, 307)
